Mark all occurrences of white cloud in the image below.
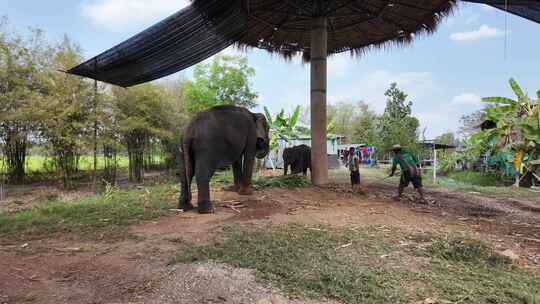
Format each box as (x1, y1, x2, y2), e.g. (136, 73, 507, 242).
(443, 7, 478, 28)
(479, 4, 497, 11)
(450, 93, 482, 106)
(220, 45, 250, 57)
(328, 53, 352, 79)
(82, 0, 189, 31)
(450, 25, 506, 42)
(330, 70, 435, 113)
(415, 111, 452, 130)
(465, 14, 479, 25)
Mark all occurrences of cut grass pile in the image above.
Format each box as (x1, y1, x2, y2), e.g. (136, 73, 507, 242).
(211, 170, 310, 189)
(253, 174, 310, 189)
(0, 183, 178, 240)
(172, 225, 540, 304)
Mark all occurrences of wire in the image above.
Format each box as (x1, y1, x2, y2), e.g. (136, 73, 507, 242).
(504, 0, 508, 60)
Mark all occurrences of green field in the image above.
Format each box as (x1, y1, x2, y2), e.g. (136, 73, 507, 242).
(0, 155, 166, 174)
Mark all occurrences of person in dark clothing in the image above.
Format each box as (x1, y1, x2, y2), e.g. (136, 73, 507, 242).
(389, 144, 424, 201)
(348, 147, 361, 191)
(343, 149, 350, 165)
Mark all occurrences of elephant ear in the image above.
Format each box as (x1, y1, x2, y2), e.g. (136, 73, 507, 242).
(253, 113, 266, 122)
(253, 113, 269, 138)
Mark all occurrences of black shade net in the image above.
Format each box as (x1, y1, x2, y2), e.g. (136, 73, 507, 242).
(465, 0, 540, 23)
(67, 0, 540, 87)
(67, 1, 246, 87)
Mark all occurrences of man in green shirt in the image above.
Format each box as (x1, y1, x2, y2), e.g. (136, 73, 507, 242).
(389, 144, 424, 201)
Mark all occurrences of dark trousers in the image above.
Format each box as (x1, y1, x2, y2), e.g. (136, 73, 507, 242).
(350, 170, 360, 185)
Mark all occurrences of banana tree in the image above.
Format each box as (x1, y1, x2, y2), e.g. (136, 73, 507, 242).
(482, 78, 540, 186)
(264, 105, 301, 150)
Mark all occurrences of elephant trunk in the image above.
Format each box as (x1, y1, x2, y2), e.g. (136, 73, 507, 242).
(256, 138, 270, 159)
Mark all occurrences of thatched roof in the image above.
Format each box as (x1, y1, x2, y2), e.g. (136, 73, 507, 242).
(192, 0, 457, 62)
(67, 0, 540, 87)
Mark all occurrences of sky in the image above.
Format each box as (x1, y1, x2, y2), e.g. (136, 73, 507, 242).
(1, 0, 539, 138)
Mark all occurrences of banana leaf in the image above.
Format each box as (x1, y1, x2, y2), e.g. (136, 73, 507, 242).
(509, 78, 527, 103)
(482, 96, 517, 105)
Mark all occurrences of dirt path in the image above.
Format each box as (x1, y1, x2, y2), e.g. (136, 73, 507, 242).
(1, 178, 540, 303)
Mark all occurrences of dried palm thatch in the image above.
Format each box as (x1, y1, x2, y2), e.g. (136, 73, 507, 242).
(192, 0, 458, 62)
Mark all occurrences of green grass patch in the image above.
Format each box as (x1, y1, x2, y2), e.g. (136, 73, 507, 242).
(0, 183, 177, 240)
(358, 166, 540, 201)
(447, 171, 507, 187)
(424, 170, 540, 200)
(210, 170, 235, 185)
(0, 155, 148, 174)
(172, 225, 540, 304)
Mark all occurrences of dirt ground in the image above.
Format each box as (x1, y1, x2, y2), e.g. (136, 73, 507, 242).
(1, 170, 540, 304)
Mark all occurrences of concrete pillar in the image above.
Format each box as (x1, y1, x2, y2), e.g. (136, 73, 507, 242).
(310, 17, 328, 185)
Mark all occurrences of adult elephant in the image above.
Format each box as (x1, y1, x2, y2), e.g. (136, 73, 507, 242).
(283, 144, 311, 176)
(178, 105, 270, 214)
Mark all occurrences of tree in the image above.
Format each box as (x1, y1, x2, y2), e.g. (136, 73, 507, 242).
(159, 77, 190, 173)
(0, 24, 50, 183)
(301, 101, 378, 144)
(350, 102, 379, 144)
(112, 83, 176, 182)
(36, 36, 93, 188)
(459, 110, 486, 138)
(264, 106, 301, 151)
(481, 78, 540, 186)
(377, 83, 419, 151)
(436, 132, 457, 146)
(327, 101, 356, 140)
(184, 55, 258, 113)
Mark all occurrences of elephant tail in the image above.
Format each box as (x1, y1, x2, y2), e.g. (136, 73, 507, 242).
(182, 136, 194, 198)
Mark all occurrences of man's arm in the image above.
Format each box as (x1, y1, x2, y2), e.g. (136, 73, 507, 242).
(412, 151, 419, 164)
(390, 158, 397, 176)
(411, 152, 420, 168)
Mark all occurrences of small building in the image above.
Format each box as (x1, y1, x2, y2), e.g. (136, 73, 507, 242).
(265, 134, 345, 169)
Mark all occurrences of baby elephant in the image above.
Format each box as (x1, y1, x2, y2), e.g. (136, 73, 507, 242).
(283, 144, 311, 176)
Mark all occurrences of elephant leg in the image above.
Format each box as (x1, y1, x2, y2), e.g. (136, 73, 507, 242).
(195, 161, 216, 214)
(239, 154, 255, 196)
(179, 174, 194, 211)
(284, 161, 288, 176)
(178, 152, 194, 211)
(232, 160, 242, 192)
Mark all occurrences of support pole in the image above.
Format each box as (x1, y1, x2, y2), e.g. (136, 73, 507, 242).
(433, 147, 437, 182)
(92, 77, 98, 190)
(310, 16, 328, 185)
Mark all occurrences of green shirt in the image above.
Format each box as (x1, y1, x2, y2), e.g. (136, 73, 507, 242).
(392, 149, 418, 173)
